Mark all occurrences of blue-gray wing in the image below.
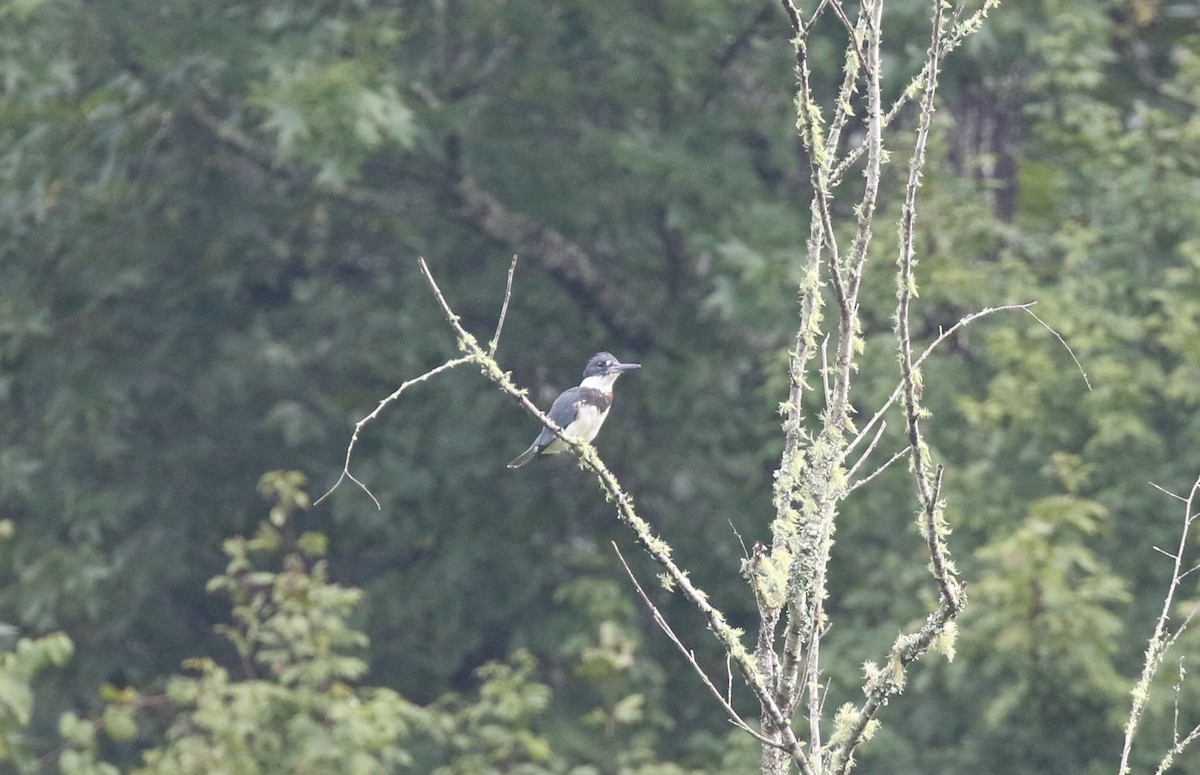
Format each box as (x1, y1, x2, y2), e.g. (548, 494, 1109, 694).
(534, 386, 582, 446)
(508, 387, 586, 468)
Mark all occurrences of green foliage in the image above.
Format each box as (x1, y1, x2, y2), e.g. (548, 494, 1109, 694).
(137, 658, 415, 774)
(964, 490, 1129, 767)
(0, 631, 73, 771)
(1, 0, 1199, 772)
(421, 651, 559, 775)
(245, 4, 417, 186)
(129, 472, 422, 774)
(18, 475, 743, 774)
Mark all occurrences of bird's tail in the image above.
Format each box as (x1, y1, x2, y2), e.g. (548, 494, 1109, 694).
(507, 444, 541, 469)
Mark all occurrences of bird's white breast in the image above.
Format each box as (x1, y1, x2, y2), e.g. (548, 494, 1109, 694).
(564, 402, 610, 443)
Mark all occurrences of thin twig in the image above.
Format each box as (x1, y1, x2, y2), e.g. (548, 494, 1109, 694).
(1152, 546, 1178, 561)
(315, 256, 524, 508)
(844, 420, 887, 483)
(824, 24, 865, 179)
(1179, 563, 1200, 582)
(1163, 602, 1200, 654)
(779, 0, 804, 36)
(1151, 481, 1190, 502)
(833, 597, 959, 775)
(1119, 473, 1200, 774)
(827, 0, 867, 71)
(844, 444, 912, 497)
(1172, 659, 1184, 761)
(894, 0, 959, 611)
(313, 356, 472, 508)
(611, 542, 807, 763)
(418, 258, 569, 444)
(1155, 721, 1200, 775)
(489, 255, 519, 356)
(726, 653, 735, 705)
(821, 334, 833, 409)
(729, 519, 750, 559)
(844, 302, 1036, 462)
(834, 4, 960, 769)
(416, 257, 811, 769)
(829, 1, 1001, 187)
(806, 586, 825, 755)
(931, 463, 945, 509)
(778, 602, 803, 714)
(1022, 308, 1092, 391)
(804, 0, 833, 33)
(832, 0, 882, 419)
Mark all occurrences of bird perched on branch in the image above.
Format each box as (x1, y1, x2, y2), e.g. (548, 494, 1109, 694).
(507, 352, 640, 468)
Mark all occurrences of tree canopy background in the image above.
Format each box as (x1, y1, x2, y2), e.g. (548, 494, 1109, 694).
(2, 0, 1200, 772)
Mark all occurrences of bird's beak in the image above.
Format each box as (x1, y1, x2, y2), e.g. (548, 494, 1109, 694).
(613, 362, 641, 372)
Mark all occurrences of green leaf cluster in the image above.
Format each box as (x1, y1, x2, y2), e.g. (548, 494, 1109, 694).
(1, 0, 1199, 772)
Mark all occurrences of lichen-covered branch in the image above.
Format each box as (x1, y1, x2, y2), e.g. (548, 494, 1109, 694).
(894, 0, 964, 611)
(767, 2, 886, 761)
(414, 257, 812, 771)
(613, 542, 802, 760)
(828, 0, 1003, 187)
(821, 5, 970, 771)
(1118, 474, 1200, 774)
(757, 1, 1004, 772)
(830, 599, 959, 774)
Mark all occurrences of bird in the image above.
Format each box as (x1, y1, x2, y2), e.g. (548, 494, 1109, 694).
(507, 352, 640, 468)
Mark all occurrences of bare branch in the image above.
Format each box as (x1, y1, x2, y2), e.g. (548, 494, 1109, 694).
(313, 356, 472, 508)
(315, 255, 523, 508)
(821, 334, 833, 409)
(1119, 473, 1200, 774)
(844, 420, 887, 484)
(1155, 721, 1200, 775)
(805, 590, 825, 754)
(829, 0, 1002, 187)
(779, 602, 804, 714)
(1022, 307, 1093, 391)
(833, 597, 960, 774)
(727, 653, 734, 705)
(611, 542, 813, 771)
(828, 0, 867, 72)
(832, 4, 964, 770)
(805, 0, 833, 31)
(415, 257, 811, 768)
(489, 255, 519, 356)
(1163, 601, 1200, 654)
(844, 444, 912, 497)
(729, 519, 750, 559)
(834, 0, 882, 415)
(1151, 481, 1190, 502)
(844, 302, 1036, 463)
(778, 0, 804, 37)
(894, 0, 961, 611)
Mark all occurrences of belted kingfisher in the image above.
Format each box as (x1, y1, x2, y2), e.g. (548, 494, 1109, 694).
(507, 352, 640, 468)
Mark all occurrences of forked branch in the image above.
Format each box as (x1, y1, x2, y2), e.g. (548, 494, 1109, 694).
(894, 0, 963, 611)
(414, 257, 812, 771)
(1118, 473, 1200, 774)
(611, 542, 801, 761)
(314, 255, 519, 508)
